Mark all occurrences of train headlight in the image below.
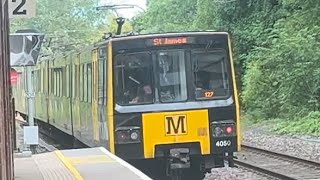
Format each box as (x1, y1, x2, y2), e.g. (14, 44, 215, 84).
(211, 120, 236, 137)
(214, 127, 223, 136)
(115, 126, 141, 144)
(130, 132, 139, 140)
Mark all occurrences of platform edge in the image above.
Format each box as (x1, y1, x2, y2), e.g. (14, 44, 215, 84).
(99, 147, 152, 180)
(55, 150, 84, 180)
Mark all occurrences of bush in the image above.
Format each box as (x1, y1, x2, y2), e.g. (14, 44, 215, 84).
(273, 111, 320, 135)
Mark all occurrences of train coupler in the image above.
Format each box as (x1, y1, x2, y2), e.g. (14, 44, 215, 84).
(226, 152, 235, 167)
(167, 148, 190, 171)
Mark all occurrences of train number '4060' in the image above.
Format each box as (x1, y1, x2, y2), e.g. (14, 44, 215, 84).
(216, 140, 231, 147)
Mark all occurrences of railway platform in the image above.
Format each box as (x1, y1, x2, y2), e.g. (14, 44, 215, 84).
(14, 147, 152, 180)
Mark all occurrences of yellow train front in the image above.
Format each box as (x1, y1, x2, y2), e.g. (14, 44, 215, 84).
(106, 32, 240, 178)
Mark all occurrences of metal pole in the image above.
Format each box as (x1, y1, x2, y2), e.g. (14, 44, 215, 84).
(24, 66, 37, 154)
(0, 0, 14, 179)
(12, 98, 17, 150)
(26, 66, 35, 126)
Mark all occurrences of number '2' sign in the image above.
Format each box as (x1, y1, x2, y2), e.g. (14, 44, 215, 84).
(9, 0, 36, 19)
(12, 0, 27, 15)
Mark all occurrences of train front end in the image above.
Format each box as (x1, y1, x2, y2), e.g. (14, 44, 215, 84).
(110, 32, 240, 178)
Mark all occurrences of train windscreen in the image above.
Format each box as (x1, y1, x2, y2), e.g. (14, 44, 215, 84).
(192, 49, 230, 99)
(114, 36, 231, 106)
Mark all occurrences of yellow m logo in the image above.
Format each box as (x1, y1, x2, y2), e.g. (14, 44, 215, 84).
(165, 115, 187, 135)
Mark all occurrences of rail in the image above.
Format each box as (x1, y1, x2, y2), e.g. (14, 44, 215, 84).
(234, 144, 320, 180)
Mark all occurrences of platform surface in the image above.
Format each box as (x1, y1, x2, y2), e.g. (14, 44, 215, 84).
(14, 147, 152, 180)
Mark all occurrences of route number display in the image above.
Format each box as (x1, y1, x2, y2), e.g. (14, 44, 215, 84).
(9, 0, 36, 19)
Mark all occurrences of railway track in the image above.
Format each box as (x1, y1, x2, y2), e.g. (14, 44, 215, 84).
(234, 144, 320, 180)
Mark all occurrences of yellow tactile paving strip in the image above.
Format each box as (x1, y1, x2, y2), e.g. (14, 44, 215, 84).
(68, 155, 115, 165)
(55, 150, 84, 180)
(54, 148, 152, 180)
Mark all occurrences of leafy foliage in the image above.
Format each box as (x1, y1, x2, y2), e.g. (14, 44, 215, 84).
(273, 111, 320, 135)
(132, 0, 198, 33)
(242, 0, 320, 120)
(10, 0, 119, 56)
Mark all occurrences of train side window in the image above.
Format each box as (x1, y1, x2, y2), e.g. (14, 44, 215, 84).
(40, 68, 43, 93)
(44, 65, 47, 93)
(98, 47, 107, 105)
(62, 67, 66, 97)
(33, 70, 36, 92)
(43, 65, 46, 93)
(80, 64, 84, 101)
(54, 69, 57, 96)
(72, 65, 75, 99)
(66, 65, 69, 97)
(60, 69, 63, 97)
(84, 64, 88, 102)
(76, 65, 79, 99)
(37, 70, 39, 92)
(87, 63, 92, 103)
(57, 69, 59, 96)
(58, 69, 62, 97)
(98, 59, 104, 105)
(38, 70, 40, 92)
(51, 69, 54, 95)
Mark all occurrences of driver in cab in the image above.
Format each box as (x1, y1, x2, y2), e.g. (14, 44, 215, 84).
(129, 84, 153, 104)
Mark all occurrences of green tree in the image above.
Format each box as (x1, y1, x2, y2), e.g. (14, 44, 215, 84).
(10, 0, 111, 56)
(133, 0, 198, 33)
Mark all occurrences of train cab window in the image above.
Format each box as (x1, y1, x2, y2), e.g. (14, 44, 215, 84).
(192, 50, 230, 99)
(115, 52, 153, 105)
(157, 50, 187, 103)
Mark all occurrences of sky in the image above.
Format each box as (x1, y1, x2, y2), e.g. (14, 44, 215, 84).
(99, 0, 147, 19)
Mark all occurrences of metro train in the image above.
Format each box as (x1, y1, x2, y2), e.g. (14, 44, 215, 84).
(12, 31, 241, 180)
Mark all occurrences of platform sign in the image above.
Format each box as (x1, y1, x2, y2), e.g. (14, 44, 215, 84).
(9, 33, 45, 66)
(9, 0, 36, 19)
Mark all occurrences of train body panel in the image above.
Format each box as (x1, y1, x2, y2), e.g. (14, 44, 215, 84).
(48, 56, 72, 135)
(142, 109, 211, 158)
